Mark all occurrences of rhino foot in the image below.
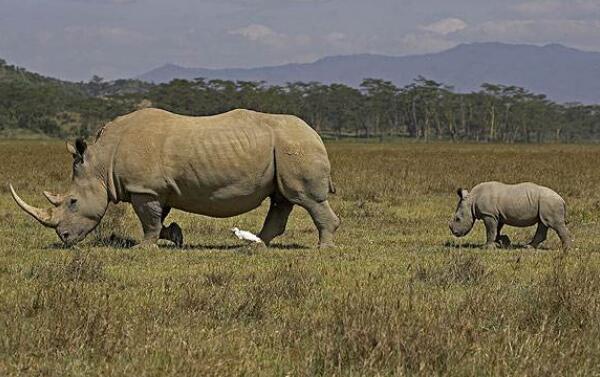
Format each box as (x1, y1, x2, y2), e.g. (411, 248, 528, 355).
(133, 241, 159, 250)
(483, 242, 497, 250)
(318, 242, 337, 249)
(248, 241, 267, 250)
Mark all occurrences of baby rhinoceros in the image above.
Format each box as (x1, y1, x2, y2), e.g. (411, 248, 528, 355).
(449, 182, 572, 250)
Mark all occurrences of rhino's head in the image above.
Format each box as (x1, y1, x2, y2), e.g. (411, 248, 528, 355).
(10, 138, 109, 246)
(449, 188, 475, 237)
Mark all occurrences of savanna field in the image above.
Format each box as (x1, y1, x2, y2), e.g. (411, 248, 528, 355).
(2, 140, 600, 376)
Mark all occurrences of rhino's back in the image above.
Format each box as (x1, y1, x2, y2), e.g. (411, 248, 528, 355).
(107, 107, 274, 141)
(101, 109, 280, 214)
(473, 181, 560, 199)
(473, 181, 543, 196)
(472, 182, 547, 226)
(98, 108, 327, 216)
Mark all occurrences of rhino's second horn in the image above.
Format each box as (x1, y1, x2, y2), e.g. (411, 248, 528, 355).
(43, 191, 65, 206)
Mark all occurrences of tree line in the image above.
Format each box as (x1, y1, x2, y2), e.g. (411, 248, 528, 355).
(0, 60, 136, 138)
(1, 59, 599, 142)
(144, 77, 600, 142)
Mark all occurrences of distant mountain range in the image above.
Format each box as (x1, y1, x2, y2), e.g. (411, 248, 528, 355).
(137, 42, 600, 104)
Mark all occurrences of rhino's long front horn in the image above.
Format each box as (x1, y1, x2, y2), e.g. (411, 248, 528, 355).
(10, 184, 58, 228)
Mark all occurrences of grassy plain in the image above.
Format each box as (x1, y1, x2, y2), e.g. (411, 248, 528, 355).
(2, 140, 600, 376)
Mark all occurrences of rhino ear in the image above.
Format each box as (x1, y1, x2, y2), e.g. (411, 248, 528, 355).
(66, 138, 87, 159)
(66, 141, 77, 156)
(75, 138, 87, 155)
(457, 188, 469, 200)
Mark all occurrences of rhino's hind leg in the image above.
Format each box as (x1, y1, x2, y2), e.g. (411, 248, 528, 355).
(301, 199, 340, 248)
(539, 199, 572, 250)
(258, 196, 294, 246)
(555, 225, 572, 251)
(528, 223, 548, 249)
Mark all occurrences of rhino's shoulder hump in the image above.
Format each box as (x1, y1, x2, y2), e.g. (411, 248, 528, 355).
(106, 108, 174, 127)
(114, 107, 172, 122)
(516, 181, 541, 187)
(93, 108, 169, 139)
(472, 181, 505, 191)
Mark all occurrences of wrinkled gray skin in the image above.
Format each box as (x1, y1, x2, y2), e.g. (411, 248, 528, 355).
(10, 108, 340, 248)
(449, 182, 572, 250)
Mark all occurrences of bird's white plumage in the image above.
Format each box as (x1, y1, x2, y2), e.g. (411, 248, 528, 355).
(231, 227, 263, 243)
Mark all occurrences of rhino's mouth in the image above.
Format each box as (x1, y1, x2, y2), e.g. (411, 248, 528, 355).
(449, 225, 468, 238)
(57, 229, 89, 246)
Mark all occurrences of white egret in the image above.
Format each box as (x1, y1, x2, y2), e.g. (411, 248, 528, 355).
(231, 227, 263, 243)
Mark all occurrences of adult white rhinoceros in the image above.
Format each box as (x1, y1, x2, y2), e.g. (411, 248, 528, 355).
(10, 108, 340, 248)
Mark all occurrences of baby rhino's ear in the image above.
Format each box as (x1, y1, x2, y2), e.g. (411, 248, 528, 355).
(456, 188, 469, 200)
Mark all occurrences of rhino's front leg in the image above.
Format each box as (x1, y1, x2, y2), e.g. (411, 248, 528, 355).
(131, 194, 163, 248)
(482, 216, 499, 249)
(131, 194, 183, 248)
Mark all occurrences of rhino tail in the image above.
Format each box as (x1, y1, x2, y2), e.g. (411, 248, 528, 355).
(329, 177, 336, 194)
(564, 201, 570, 225)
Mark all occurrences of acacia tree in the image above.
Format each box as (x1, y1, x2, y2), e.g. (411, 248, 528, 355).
(326, 83, 363, 137)
(480, 83, 505, 141)
(360, 78, 399, 140)
(402, 77, 452, 140)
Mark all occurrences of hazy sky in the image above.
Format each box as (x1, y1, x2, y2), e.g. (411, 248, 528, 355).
(1, 0, 599, 81)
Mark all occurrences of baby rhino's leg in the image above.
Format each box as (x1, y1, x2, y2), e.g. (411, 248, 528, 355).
(482, 216, 498, 249)
(540, 198, 572, 251)
(528, 223, 548, 248)
(495, 221, 511, 247)
(555, 225, 572, 250)
(546, 219, 571, 250)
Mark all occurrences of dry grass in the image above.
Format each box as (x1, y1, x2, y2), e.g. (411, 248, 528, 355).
(1, 140, 600, 376)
